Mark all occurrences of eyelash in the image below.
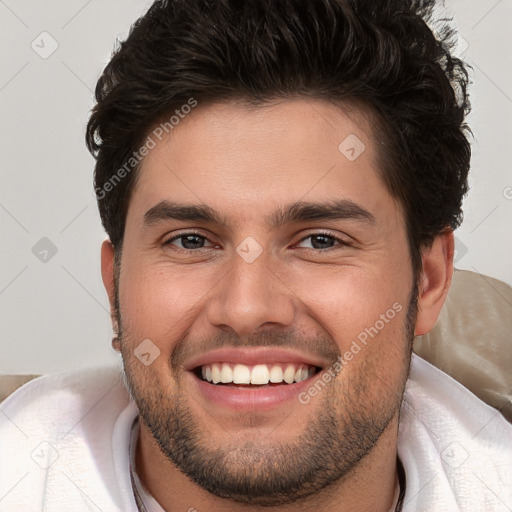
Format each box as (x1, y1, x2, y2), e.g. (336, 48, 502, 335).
(163, 230, 350, 252)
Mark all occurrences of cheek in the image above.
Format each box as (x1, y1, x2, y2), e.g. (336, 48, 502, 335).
(286, 262, 411, 350)
(119, 261, 215, 349)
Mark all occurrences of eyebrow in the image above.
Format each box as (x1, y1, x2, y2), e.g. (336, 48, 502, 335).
(143, 199, 376, 229)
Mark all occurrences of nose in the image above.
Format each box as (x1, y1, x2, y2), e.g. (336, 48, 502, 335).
(205, 248, 296, 336)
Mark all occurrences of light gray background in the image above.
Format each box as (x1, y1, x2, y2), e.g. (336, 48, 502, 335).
(1, 0, 511, 374)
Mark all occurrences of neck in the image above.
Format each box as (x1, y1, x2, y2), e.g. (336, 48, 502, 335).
(135, 415, 400, 512)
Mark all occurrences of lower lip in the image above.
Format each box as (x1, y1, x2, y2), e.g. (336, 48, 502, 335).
(188, 371, 318, 411)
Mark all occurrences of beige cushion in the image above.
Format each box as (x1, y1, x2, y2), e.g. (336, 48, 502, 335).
(0, 375, 39, 403)
(414, 269, 512, 422)
(1, 270, 511, 421)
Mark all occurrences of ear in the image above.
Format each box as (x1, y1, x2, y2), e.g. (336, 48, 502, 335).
(101, 239, 121, 351)
(414, 230, 454, 336)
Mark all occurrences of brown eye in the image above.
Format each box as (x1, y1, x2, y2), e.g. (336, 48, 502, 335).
(164, 233, 215, 250)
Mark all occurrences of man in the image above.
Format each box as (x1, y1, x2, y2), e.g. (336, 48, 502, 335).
(1, 0, 511, 510)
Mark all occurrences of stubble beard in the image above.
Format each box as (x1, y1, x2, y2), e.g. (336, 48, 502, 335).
(114, 256, 417, 506)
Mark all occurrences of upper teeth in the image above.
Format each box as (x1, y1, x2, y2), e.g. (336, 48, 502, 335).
(201, 363, 315, 385)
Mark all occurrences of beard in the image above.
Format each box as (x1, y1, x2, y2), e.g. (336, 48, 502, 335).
(113, 257, 417, 506)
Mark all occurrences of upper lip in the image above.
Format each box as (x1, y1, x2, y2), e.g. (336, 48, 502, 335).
(183, 347, 327, 371)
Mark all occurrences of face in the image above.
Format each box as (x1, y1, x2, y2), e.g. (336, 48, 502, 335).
(112, 99, 418, 505)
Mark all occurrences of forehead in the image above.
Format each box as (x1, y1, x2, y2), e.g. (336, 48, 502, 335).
(127, 98, 398, 230)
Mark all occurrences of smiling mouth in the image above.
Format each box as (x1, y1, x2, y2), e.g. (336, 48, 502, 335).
(193, 362, 322, 387)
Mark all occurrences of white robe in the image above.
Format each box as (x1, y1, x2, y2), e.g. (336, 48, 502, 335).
(1, 354, 511, 511)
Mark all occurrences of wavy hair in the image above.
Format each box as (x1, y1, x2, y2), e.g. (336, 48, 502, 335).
(86, 0, 471, 276)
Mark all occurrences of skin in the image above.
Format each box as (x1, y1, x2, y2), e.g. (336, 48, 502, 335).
(101, 98, 454, 512)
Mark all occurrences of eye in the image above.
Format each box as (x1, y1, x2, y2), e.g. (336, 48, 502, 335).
(296, 232, 349, 250)
(164, 232, 217, 251)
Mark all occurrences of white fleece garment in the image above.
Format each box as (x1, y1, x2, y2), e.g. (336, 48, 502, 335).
(0, 354, 511, 512)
